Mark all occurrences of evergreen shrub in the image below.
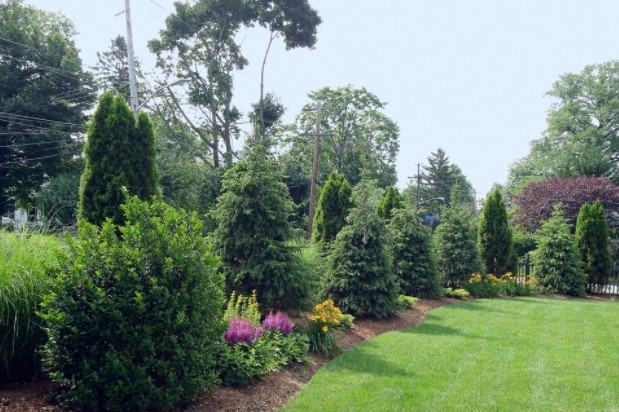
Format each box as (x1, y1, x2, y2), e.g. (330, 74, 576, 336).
(576, 201, 611, 291)
(41, 197, 225, 411)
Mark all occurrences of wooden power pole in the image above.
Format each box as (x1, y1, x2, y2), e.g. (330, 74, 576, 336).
(306, 103, 335, 240)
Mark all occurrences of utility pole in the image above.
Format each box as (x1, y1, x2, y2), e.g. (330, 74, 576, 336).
(125, 0, 139, 119)
(305, 103, 335, 240)
(416, 163, 421, 209)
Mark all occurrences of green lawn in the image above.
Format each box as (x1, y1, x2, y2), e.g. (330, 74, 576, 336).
(284, 298, 619, 412)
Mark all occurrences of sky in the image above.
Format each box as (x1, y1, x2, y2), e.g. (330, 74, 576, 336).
(24, 0, 619, 200)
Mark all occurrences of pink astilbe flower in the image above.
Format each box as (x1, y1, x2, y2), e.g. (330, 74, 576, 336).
(262, 311, 293, 334)
(224, 318, 262, 345)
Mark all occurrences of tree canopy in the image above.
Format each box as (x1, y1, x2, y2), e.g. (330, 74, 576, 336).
(513, 176, 619, 232)
(508, 61, 619, 194)
(286, 85, 400, 189)
(0, 0, 95, 214)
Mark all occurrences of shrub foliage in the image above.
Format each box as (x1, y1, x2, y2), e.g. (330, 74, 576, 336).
(79, 93, 160, 227)
(313, 172, 353, 244)
(42, 197, 225, 411)
(532, 204, 586, 296)
(376, 186, 403, 220)
(478, 187, 514, 275)
(576, 201, 612, 290)
(323, 180, 398, 318)
(211, 141, 311, 312)
(388, 207, 441, 298)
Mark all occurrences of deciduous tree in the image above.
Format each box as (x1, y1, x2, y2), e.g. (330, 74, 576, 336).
(0, 0, 95, 214)
(513, 176, 619, 232)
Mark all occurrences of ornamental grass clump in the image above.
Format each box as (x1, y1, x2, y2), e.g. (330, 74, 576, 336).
(306, 300, 344, 356)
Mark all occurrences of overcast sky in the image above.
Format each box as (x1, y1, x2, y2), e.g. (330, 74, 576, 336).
(25, 0, 619, 199)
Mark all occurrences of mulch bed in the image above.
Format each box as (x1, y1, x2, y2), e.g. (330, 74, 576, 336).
(2, 295, 614, 411)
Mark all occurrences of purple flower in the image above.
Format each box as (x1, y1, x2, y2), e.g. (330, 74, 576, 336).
(262, 311, 293, 334)
(225, 318, 261, 345)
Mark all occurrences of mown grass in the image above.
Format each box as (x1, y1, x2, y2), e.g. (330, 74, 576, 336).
(284, 297, 619, 411)
(0, 229, 62, 382)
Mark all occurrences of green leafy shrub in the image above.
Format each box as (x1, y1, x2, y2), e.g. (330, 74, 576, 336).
(443, 288, 470, 298)
(376, 186, 404, 220)
(396, 295, 419, 310)
(340, 314, 355, 330)
(41, 197, 225, 411)
(0, 230, 62, 383)
(313, 172, 353, 244)
(533, 204, 586, 296)
(464, 273, 532, 298)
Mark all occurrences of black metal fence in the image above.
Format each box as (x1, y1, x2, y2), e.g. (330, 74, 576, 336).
(516, 254, 619, 296)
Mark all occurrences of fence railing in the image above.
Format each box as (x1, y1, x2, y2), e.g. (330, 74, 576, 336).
(515, 254, 619, 296)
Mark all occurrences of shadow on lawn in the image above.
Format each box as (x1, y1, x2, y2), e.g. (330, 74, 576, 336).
(327, 341, 410, 378)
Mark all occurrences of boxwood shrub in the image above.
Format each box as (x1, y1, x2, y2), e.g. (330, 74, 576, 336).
(41, 197, 226, 411)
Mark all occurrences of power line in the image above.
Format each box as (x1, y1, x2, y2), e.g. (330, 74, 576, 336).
(0, 111, 85, 128)
(0, 139, 70, 148)
(0, 150, 82, 167)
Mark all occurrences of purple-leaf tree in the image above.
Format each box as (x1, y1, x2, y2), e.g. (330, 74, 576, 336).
(513, 177, 619, 232)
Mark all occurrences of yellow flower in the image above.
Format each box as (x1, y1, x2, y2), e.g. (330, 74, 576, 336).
(322, 326, 328, 333)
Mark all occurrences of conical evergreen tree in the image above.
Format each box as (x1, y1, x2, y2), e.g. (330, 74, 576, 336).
(376, 186, 404, 221)
(313, 172, 353, 244)
(533, 204, 586, 296)
(388, 207, 441, 298)
(434, 196, 480, 287)
(79, 93, 159, 227)
(478, 187, 514, 275)
(576, 200, 611, 291)
(210, 139, 312, 312)
(323, 180, 398, 318)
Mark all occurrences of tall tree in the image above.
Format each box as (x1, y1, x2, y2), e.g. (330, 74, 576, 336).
(94, 35, 131, 101)
(507, 61, 619, 194)
(286, 85, 400, 189)
(210, 139, 312, 311)
(323, 179, 398, 318)
(0, 0, 95, 215)
(434, 195, 480, 287)
(533, 204, 586, 296)
(255, 0, 321, 135)
(313, 171, 353, 244)
(79, 93, 159, 227)
(478, 187, 514, 275)
(576, 201, 611, 291)
(513, 176, 619, 232)
(388, 207, 441, 298)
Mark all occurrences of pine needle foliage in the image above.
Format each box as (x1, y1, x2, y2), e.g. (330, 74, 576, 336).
(434, 199, 480, 288)
(576, 201, 611, 290)
(313, 172, 353, 244)
(210, 141, 312, 312)
(388, 207, 441, 298)
(79, 92, 160, 227)
(533, 204, 586, 296)
(478, 187, 515, 275)
(323, 180, 398, 318)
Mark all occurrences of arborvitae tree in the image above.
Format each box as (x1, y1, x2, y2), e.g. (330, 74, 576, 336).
(434, 197, 480, 287)
(79, 93, 160, 226)
(210, 139, 312, 312)
(576, 201, 611, 291)
(533, 204, 586, 296)
(313, 172, 353, 244)
(388, 207, 441, 298)
(478, 187, 514, 275)
(376, 186, 404, 220)
(323, 180, 398, 318)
